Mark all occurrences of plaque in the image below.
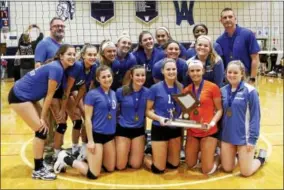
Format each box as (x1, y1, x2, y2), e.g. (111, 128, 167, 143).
(163, 92, 204, 129)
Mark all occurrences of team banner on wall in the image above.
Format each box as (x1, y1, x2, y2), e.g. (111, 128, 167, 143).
(173, 0, 195, 26)
(0, 1, 9, 29)
(135, 1, 158, 24)
(91, 1, 114, 24)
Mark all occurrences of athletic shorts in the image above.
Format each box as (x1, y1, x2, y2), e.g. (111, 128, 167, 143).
(151, 124, 182, 141)
(115, 124, 145, 139)
(190, 131, 219, 140)
(93, 131, 115, 144)
(53, 87, 63, 99)
(8, 87, 25, 104)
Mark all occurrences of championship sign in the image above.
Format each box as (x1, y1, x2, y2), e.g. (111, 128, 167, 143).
(135, 1, 158, 24)
(91, 1, 114, 24)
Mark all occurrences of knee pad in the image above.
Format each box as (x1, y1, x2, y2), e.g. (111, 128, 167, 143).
(56, 123, 67, 134)
(35, 130, 47, 140)
(102, 165, 112, 173)
(151, 164, 165, 174)
(73, 120, 82, 130)
(86, 169, 97, 179)
(166, 162, 179, 169)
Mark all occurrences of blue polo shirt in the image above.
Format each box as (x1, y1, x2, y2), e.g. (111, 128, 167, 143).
(216, 25, 260, 73)
(112, 53, 137, 90)
(152, 58, 188, 83)
(185, 42, 223, 60)
(184, 56, 224, 87)
(34, 37, 61, 63)
(84, 87, 117, 135)
(220, 82, 261, 145)
(66, 61, 97, 91)
(13, 60, 64, 101)
(147, 81, 182, 126)
(116, 87, 149, 128)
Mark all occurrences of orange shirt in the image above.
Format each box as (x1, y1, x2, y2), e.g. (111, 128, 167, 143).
(182, 80, 221, 137)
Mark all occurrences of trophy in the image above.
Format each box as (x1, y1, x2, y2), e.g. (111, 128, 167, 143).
(164, 92, 208, 129)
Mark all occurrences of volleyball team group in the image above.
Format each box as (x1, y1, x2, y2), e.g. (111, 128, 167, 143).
(8, 7, 267, 181)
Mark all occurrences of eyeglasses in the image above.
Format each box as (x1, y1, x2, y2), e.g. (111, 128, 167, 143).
(52, 25, 66, 29)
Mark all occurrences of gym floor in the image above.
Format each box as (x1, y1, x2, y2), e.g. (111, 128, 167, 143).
(1, 76, 283, 189)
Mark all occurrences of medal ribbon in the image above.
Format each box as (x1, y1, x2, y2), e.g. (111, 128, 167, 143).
(192, 79, 204, 102)
(132, 88, 143, 115)
(227, 81, 243, 107)
(98, 86, 112, 113)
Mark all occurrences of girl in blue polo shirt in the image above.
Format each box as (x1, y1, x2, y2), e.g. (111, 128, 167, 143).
(51, 44, 98, 161)
(133, 31, 165, 87)
(8, 44, 76, 180)
(220, 60, 267, 177)
(54, 65, 117, 179)
(115, 65, 149, 170)
(152, 40, 188, 84)
(185, 35, 224, 87)
(144, 58, 182, 174)
(155, 26, 187, 60)
(113, 32, 137, 90)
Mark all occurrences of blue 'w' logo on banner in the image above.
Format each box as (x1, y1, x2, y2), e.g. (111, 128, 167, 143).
(173, 1, 195, 26)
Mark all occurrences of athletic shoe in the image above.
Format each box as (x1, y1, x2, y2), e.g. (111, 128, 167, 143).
(180, 150, 185, 161)
(53, 150, 68, 174)
(77, 146, 87, 161)
(32, 167, 56, 180)
(43, 161, 54, 172)
(257, 149, 267, 165)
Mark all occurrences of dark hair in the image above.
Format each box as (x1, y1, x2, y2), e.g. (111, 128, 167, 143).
(122, 65, 146, 96)
(49, 17, 64, 27)
(95, 64, 113, 82)
(44, 44, 74, 64)
(220, 7, 234, 17)
(80, 44, 97, 60)
(162, 39, 180, 50)
(192, 24, 208, 35)
(134, 31, 153, 52)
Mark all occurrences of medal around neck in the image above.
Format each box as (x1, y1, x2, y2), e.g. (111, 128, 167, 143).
(164, 92, 205, 129)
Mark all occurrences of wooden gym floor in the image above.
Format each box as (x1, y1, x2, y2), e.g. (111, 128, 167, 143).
(1, 76, 283, 189)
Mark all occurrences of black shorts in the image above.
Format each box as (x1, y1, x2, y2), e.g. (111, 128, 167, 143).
(151, 124, 182, 141)
(93, 131, 115, 144)
(53, 87, 63, 99)
(192, 132, 219, 140)
(8, 87, 25, 104)
(115, 124, 145, 139)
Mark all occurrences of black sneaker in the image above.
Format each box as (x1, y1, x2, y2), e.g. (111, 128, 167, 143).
(32, 167, 56, 180)
(144, 145, 152, 155)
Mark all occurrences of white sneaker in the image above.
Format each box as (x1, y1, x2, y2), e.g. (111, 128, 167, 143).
(77, 146, 87, 161)
(53, 150, 68, 174)
(180, 150, 185, 161)
(32, 167, 56, 180)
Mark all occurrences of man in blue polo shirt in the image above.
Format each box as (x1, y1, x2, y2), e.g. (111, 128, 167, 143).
(34, 17, 65, 67)
(217, 8, 260, 85)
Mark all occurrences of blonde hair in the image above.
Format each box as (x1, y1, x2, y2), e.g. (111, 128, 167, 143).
(226, 60, 247, 80)
(98, 39, 116, 66)
(196, 35, 220, 68)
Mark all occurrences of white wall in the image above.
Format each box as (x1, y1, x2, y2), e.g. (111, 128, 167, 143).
(3, 1, 283, 51)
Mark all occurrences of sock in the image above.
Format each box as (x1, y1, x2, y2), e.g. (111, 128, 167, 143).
(72, 144, 79, 152)
(34, 158, 44, 171)
(54, 149, 61, 158)
(64, 156, 75, 167)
